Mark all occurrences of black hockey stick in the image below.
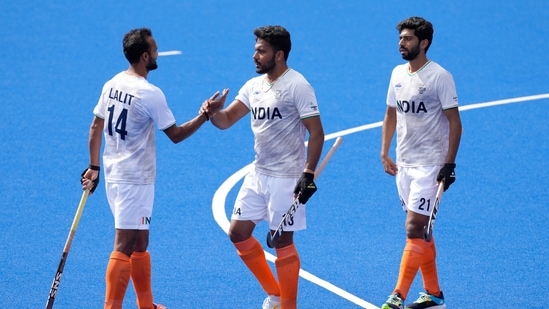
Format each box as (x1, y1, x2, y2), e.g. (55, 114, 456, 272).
(266, 137, 343, 248)
(424, 180, 445, 242)
(45, 189, 90, 309)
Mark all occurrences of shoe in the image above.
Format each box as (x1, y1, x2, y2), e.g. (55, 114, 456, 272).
(381, 294, 404, 309)
(405, 291, 446, 309)
(262, 295, 281, 309)
(153, 303, 167, 309)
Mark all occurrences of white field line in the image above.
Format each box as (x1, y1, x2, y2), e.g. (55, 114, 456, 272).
(158, 50, 182, 56)
(212, 93, 549, 308)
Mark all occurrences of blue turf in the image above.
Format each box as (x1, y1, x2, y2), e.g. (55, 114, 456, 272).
(1, 1, 548, 308)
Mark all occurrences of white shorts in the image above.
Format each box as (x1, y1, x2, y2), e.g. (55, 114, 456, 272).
(231, 169, 306, 231)
(396, 165, 441, 216)
(106, 182, 155, 230)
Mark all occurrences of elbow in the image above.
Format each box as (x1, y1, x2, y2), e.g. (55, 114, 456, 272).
(212, 122, 230, 130)
(314, 128, 325, 142)
(168, 135, 184, 144)
(172, 137, 184, 144)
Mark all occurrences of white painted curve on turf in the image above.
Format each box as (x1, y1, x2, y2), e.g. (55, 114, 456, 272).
(211, 93, 549, 308)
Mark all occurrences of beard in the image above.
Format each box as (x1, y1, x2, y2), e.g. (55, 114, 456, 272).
(146, 57, 158, 71)
(401, 44, 420, 61)
(255, 55, 276, 74)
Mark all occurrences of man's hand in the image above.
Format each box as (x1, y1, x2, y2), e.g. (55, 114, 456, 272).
(293, 172, 317, 204)
(81, 165, 100, 193)
(381, 155, 398, 176)
(437, 163, 456, 191)
(199, 88, 229, 120)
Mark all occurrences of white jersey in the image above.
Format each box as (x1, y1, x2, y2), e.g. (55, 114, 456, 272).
(386, 61, 458, 166)
(93, 71, 176, 184)
(236, 69, 320, 178)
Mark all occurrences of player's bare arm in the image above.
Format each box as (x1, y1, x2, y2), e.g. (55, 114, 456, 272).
(209, 99, 250, 130)
(82, 116, 103, 192)
(381, 106, 398, 175)
(301, 116, 324, 171)
(443, 107, 462, 164)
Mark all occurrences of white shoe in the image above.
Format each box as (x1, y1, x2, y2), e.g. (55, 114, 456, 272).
(262, 295, 280, 309)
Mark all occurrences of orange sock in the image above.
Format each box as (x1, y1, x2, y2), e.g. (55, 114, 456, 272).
(420, 238, 441, 296)
(275, 244, 300, 309)
(394, 238, 429, 300)
(234, 237, 280, 297)
(131, 251, 154, 309)
(105, 251, 131, 309)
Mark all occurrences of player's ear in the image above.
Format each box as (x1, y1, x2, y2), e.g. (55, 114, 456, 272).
(276, 50, 284, 62)
(420, 39, 429, 51)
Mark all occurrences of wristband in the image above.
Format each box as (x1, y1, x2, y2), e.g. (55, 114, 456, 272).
(89, 164, 100, 171)
(304, 168, 315, 174)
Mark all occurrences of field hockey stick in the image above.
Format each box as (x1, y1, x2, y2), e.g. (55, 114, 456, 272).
(45, 189, 90, 309)
(266, 137, 343, 248)
(423, 180, 445, 242)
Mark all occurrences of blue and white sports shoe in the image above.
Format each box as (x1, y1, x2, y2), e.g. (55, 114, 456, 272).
(405, 291, 446, 309)
(381, 294, 404, 309)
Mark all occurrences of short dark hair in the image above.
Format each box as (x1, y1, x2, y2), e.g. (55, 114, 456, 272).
(123, 28, 153, 64)
(254, 25, 291, 61)
(397, 17, 434, 52)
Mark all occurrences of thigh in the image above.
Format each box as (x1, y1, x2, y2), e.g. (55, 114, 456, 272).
(398, 166, 440, 216)
(106, 183, 155, 230)
(396, 168, 411, 212)
(231, 170, 268, 223)
(266, 175, 305, 231)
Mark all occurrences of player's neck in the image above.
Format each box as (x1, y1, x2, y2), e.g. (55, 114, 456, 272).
(266, 65, 290, 84)
(126, 65, 148, 79)
(408, 56, 429, 73)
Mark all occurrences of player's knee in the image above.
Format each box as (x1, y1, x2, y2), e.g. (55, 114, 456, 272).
(114, 245, 135, 258)
(274, 232, 294, 248)
(228, 229, 249, 243)
(405, 222, 426, 238)
(228, 220, 255, 243)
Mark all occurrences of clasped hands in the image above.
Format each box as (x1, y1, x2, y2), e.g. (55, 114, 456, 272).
(199, 88, 229, 120)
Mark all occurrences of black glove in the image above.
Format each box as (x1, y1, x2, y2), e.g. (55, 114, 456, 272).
(437, 163, 456, 191)
(293, 172, 317, 204)
(81, 165, 100, 193)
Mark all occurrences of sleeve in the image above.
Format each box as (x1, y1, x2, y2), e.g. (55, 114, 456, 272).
(92, 82, 110, 119)
(294, 81, 320, 118)
(386, 67, 397, 108)
(144, 86, 176, 130)
(235, 79, 253, 110)
(437, 70, 459, 110)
